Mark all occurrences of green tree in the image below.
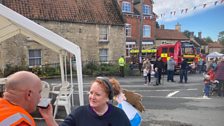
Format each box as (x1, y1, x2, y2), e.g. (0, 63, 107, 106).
(218, 31, 224, 46)
(183, 30, 191, 38)
(156, 21, 160, 28)
(204, 37, 213, 43)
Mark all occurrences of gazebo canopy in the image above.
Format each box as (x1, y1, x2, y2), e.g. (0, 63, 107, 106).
(206, 52, 224, 58)
(0, 4, 84, 105)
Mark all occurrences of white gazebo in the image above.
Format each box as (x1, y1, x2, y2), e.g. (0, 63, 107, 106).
(0, 4, 84, 105)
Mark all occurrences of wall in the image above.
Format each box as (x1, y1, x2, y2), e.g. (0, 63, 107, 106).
(0, 21, 125, 69)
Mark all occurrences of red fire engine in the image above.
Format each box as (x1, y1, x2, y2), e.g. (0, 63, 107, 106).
(156, 41, 197, 71)
(129, 41, 198, 71)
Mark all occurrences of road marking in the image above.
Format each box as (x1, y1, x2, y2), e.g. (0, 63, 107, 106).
(143, 95, 211, 100)
(187, 88, 198, 91)
(167, 91, 179, 97)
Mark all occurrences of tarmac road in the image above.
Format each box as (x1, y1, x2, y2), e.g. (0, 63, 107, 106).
(35, 73, 224, 126)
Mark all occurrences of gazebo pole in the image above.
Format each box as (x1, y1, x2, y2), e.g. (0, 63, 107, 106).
(69, 55, 74, 107)
(59, 53, 65, 85)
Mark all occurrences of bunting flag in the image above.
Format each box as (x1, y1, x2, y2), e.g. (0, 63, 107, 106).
(157, 0, 223, 19)
(214, 1, 218, 5)
(185, 8, 188, 13)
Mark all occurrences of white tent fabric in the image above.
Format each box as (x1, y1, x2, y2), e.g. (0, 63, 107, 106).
(206, 52, 224, 58)
(0, 4, 84, 105)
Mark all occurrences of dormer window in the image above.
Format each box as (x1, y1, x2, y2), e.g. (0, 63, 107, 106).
(143, 5, 151, 15)
(122, 2, 131, 13)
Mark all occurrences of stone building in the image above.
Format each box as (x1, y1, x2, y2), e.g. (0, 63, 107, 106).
(208, 42, 224, 53)
(0, 0, 125, 70)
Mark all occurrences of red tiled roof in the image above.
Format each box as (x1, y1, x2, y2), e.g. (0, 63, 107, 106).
(208, 42, 223, 48)
(156, 29, 189, 40)
(2, 0, 124, 25)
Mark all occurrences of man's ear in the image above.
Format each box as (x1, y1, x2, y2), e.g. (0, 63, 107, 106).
(25, 90, 32, 100)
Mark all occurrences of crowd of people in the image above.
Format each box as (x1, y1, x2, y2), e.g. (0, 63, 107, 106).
(203, 56, 224, 98)
(140, 55, 224, 98)
(141, 56, 190, 86)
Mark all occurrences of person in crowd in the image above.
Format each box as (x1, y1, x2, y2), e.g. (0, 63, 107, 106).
(118, 55, 125, 77)
(214, 56, 224, 97)
(203, 74, 210, 98)
(143, 58, 152, 84)
(154, 67, 159, 86)
(143, 66, 149, 85)
(129, 61, 134, 76)
(202, 66, 216, 98)
(153, 57, 164, 85)
(189, 61, 196, 74)
(110, 78, 142, 126)
(211, 60, 217, 70)
(0, 71, 57, 126)
(198, 58, 203, 73)
(60, 77, 131, 126)
(167, 56, 176, 82)
(179, 58, 189, 83)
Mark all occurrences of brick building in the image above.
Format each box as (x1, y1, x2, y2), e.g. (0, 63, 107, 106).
(116, 0, 156, 57)
(0, 0, 125, 70)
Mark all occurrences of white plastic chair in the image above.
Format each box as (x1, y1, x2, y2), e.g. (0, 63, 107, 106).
(50, 81, 70, 95)
(53, 86, 73, 118)
(41, 81, 50, 98)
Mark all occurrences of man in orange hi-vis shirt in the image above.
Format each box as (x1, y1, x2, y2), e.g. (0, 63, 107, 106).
(0, 71, 58, 126)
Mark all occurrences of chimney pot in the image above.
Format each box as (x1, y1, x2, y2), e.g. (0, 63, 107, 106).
(198, 32, 202, 39)
(175, 23, 181, 32)
(160, 25, 165, 29)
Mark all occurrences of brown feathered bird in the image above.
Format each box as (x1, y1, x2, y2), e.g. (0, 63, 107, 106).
(123, 89, 145, 113)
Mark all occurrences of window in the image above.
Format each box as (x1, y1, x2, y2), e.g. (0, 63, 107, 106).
(29, 49, 41, 66)
(126, 42, 135, 56)
(162, 48, 168, 53)
(125, 24, 131, 37)
(143, 5, 151, 15)
(99, 49, 108, 62)
(99, 25, 108, 41)
(122, 2, 131, 12)
(143, 25, 151, 37)
(169, 48, 174, 53)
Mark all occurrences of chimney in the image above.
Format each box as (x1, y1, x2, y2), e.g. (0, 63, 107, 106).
(160, 25, 165, 29)
(198, 32, 202, 39)
(190, 32, 194, 38)
(175, 23, 181, 32)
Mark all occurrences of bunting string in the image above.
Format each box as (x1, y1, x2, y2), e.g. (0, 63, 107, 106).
(157, 0, 224, 19)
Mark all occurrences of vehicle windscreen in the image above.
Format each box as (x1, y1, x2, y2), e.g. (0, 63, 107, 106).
(182, 46, 195, 54)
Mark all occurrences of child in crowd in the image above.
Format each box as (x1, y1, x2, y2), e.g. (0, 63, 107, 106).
(203, 74, 211, 98)
(154, 67, 159, 85)
(203, 66, 215, 98)
(110, 78, 142, 126)
(143, 66, 149, 85)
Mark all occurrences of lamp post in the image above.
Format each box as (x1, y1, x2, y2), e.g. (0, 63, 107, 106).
(138, 0, 143, 71)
